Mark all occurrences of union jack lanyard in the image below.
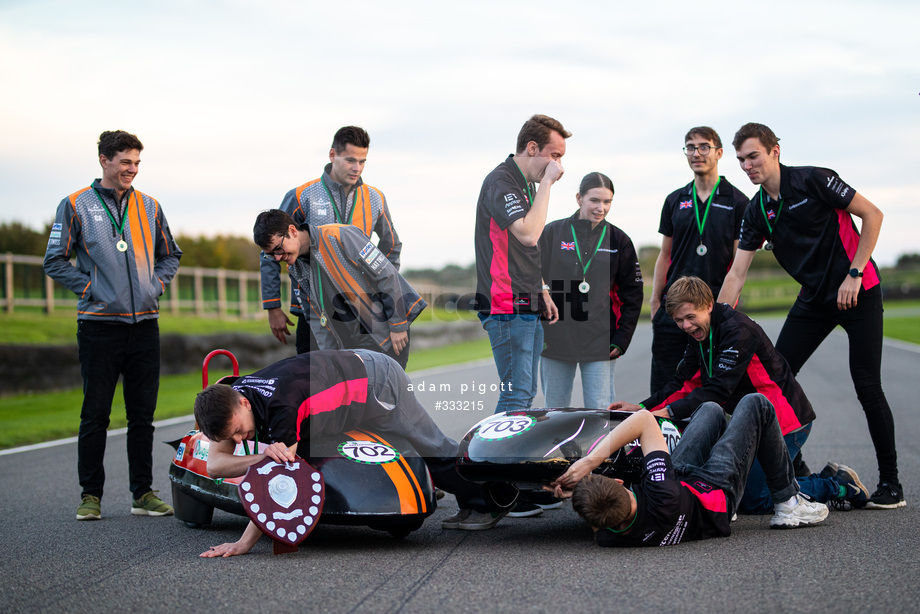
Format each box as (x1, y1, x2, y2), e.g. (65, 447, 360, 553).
(691, 176, 721, 256)
(569, 223, 607, 294)
(698, 327, 714, 379)
(758, 188, 784, 249)
(320, 176, 357, 225)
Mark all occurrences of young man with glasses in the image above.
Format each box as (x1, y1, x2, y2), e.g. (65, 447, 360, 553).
(649, 127, 749, 394)
(719, 122, 903, 509)
(260, 126, 401, 354)
(254, 210, 423, 369)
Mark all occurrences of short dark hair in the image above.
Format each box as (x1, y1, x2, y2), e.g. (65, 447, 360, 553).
(732, 122, 780, 151)
(684, 126, 722, 149)
(194, 384, 244, 441)
(253, 209, 296, 249)
(571, 474, 633, 529)
(578, 172, 615, 198)
(332, 126, 371, 153)
(98, 130, 143, 159)
(665, 276, 713, 316)
(515, 114, 571, 154)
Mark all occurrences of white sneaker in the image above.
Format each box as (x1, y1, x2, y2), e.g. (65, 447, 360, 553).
(770, 493, 829, 529)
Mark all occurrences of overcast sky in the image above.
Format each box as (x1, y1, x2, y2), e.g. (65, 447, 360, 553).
(1, 0, 917, 268)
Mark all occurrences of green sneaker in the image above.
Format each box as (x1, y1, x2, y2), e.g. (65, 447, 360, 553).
(77, 495, 102, 521)
(131, 490, 174, 517)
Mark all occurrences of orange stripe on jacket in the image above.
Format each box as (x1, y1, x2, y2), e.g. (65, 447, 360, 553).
(127, 191, 155, 282)
(343, 430, 424, 514)
(317, 227, 377, 317)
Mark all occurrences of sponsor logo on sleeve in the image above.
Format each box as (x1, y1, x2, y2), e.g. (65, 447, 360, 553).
(52, 223, 62, 231)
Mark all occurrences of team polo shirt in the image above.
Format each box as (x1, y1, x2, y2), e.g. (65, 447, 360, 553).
(738, 164, 880, 306)
(231, 351, 383, 447)
(658, 177, 748, 300)
(642, 303, 815, 436)
(595, 451, 730, 547)
(474, 155, 544, 315)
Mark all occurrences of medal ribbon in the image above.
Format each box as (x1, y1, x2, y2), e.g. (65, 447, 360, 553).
(91, 188, 129, 239)
(314, 259, 328, 326)
(512, 161, 534, 205)
(320, 176, 358, 225)
(570, 223, 608, 280)
(691, 176, 721, 240)
(699, 327, 714, 379)
(758, 188, 784, 241)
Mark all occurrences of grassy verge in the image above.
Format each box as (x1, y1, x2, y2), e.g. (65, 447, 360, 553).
(0, 338, 492, 449)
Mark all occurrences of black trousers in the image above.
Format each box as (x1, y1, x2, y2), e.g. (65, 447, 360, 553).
(650, 307, 690, 395)
(77, 319, 160, 499)
(775, 287, 898, 484)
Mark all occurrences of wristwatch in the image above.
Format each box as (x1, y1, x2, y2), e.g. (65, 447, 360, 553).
(848, 268, 863, 278)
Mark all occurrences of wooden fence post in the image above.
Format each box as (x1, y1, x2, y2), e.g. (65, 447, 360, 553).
(217, 268, 227, 318)
(194, 267, 204, 316)
(238, 272, 248, 317)
(45, 274, 54, 314)
(5, 252, 13, 313)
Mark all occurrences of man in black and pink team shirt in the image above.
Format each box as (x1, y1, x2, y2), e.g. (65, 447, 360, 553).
(473, 114, 570, 415)
(719, 122, 904, 509)
(549, 397, 828, 546)
(649, 126, 749, 394)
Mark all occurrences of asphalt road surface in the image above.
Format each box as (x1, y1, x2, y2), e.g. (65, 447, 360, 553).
(2, 317, 918, 613)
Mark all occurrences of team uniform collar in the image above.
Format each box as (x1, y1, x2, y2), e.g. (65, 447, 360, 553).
(91, 178, 134, 205)
(681, 175, 727, 197)
(568, 210, 606, 237)
(503, 154, 531, 193)
(322, 163, 365, 192)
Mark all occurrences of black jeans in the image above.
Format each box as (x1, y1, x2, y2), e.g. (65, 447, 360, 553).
(775, 287, 898, 484)
(650, 307, 690, 395)
(672, 395, 799, 514)
(77, 319, 160, 499)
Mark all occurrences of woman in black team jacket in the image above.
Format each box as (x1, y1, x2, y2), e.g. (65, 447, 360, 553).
(538, 172, 643, 408)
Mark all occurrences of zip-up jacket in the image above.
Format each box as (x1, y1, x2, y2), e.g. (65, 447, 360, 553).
(287, 224, 425, 353)
(43, 180, 181, 322)
(539, 213, 643, 361)
(261, 165, 400, 315)
(641, 303, 815, 435)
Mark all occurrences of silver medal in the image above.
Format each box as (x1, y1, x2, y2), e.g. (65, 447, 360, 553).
(696, 244, 708, 256)
(116, 240, 128, 252)
(764, 242, 774, 252)
(578, 281, 590, 293)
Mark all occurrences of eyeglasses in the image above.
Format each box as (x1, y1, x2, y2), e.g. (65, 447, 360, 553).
(683, 144, 716, 156)
(263, 235, 287, 259)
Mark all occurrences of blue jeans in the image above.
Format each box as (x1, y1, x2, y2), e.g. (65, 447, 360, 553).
(540, 356, 616, 409)
(738, 421, 840, 513)
(480, 313, 542, 414)
(671, 395, 799, 514)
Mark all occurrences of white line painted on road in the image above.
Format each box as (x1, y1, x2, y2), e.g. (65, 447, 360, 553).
(0, 415, 195, 457)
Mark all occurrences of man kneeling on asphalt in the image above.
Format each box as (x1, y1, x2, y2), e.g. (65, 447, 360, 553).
(550, 395, 828, 547)
(195, 350, 510, 556)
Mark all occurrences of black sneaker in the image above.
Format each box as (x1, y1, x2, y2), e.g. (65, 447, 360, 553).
(828, 464, 868, 511)
(818, 462, 839, 480)
(865, 482, 906, 510)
